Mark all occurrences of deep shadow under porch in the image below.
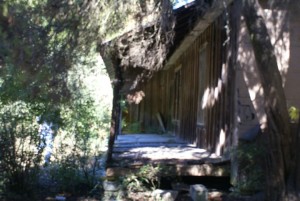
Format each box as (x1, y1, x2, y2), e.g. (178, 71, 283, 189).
(106, 134, 230, 177)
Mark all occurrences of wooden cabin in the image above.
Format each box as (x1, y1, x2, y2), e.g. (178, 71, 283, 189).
(100, 0, 236, 178)
(236, 0, 300, 137)
(125, 3, 235, 155)
(100, 0, 300, 182)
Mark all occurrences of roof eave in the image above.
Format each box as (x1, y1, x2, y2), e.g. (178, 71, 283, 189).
(164, 0, 234, 69)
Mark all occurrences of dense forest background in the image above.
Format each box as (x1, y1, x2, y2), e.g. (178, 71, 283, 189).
(0, 0, 113, 200)
(0, 0, 176, 199)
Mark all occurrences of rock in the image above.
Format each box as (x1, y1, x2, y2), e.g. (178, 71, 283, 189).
(151, 189, 178, 201)
(239, 124, 260, 142)
(103, 180, 120, 192)
(208, 191, 223, 201)
(189, 184, 208, 201)
(55, 195, 66, 201)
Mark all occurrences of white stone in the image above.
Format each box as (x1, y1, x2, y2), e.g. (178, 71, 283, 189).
(103, 180, 120, 191)
(151, 189, 178, 201)
(189, 184, 208, 201)
(55, 195, 66, 201)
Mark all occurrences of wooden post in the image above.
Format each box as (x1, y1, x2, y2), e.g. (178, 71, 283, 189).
(107, 64, 123, 163)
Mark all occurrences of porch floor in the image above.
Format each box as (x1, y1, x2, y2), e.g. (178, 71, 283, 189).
(106, 134, 230, 177)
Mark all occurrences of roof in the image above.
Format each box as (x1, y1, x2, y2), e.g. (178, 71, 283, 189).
(100, 0, 234, 93)
(165, 0, 234, 69)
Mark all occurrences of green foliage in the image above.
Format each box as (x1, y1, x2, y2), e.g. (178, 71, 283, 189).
(20, 88, 111, 198)
(234, 142, 265, 194)
(0, 0, 102, 105)
(40, 67, 111, 196)
(0, 41, 112, 200)
(122, 121, 142, 133)
(44, 155, 103, 195)
(0, 101, 45, 199)
(122, 164, 162, 192)
(0, 0, 152, 199)
(0, 84, 111, 200)
(288, 106, 299, 122)
(98, 0, 175, 45)
(0, 5, 112, 196)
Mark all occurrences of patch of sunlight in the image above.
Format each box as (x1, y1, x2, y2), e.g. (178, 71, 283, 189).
(215, 129, 226, 156)
(83, 55, 113, 107)
(67, 53, 113, 116)
(101, 1, 158, 42)
(264, 9, 290, 84)
(248, 84, 263, 101)
(173, 0, 195, 9)
(202, 87, 210, 109)
(202, 84, 223, 110)
(289, 106, 299, 123)
(201, 64, 227, 110)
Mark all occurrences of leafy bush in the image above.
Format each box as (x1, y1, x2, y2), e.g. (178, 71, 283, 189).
(42, 99, 108, 195)
(122, 164, 162, 192)
(122, 121, 142, 133)
(0, 59, 112, 199)
(35, 50, 112, 197)
(0, 1, 112, 199)
(289, 106, 299, 123)
(0, 101, 45, 199)
(234, 142, 265, 194)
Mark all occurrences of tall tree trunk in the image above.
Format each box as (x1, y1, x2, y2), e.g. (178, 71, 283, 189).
(295, 118, 300, 192)
(228, 0, 242, 187)
(242, 0, 298, 200)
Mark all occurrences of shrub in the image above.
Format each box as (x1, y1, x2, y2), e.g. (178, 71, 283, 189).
(43, 100, 108, 196)
(122, 164, 162, 192)
(0, 101, 45, 199)
(234, 141, 265, 194)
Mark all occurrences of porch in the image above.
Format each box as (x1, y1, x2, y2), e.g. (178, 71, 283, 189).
(106, 134, 230, 177)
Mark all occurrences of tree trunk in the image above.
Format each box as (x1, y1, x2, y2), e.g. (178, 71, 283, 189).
(227, 0, 242, 187)
(242, 0, 298, 200)
(295, 118, 300, 192)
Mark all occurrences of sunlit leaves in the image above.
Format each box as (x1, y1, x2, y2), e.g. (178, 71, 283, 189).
(288, 106, 299, 122)
(98, 0, 167, 40)
(0, 0, 103, 105)
(0, 0, 113, 198)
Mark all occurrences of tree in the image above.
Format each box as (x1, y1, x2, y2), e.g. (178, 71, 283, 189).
(242, 0, 299, 200)
(0, 0, 102, 107)
(0, 1, 112, 199)
(0, 101, 44, 198)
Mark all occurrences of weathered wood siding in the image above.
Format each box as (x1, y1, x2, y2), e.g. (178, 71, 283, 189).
(126, 13, 234, 154)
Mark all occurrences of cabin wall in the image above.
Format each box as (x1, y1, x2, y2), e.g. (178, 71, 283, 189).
(126, 12, 235, 155)
(237, 1, 300, 139)
(285, 1, 300, 109)
(128, 72, 173, 133)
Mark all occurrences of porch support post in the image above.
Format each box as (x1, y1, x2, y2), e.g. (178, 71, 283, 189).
(107, 63, 123, 163)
